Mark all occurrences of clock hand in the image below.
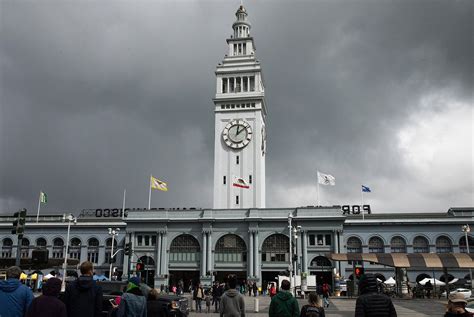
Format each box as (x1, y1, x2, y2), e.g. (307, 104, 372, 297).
(236, 125, 241, 135)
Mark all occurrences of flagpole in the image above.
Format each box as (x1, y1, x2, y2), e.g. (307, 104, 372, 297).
(36, 191, 41, 223)
(316, 171, 320, 206)
(361, 186, 365, 221)
(122, 189, 126, 221)
(148, 174, 152, 210)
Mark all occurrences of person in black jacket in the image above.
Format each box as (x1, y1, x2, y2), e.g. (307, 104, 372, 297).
(300, 292, 325, 317)
(63, 261, 103, 317)
(26, 277, 66, 317)
(354, 273, 397, 317)
(147, 288, 166, 317)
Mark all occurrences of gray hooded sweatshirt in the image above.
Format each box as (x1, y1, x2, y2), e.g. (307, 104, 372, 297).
(220, 288, 245, 317)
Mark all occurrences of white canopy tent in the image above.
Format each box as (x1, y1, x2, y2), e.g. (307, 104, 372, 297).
(384, 277, 397, 285)
(419, 278, 446, 286)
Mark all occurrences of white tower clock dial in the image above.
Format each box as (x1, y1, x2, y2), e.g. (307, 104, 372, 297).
(222, 119, 252, 149)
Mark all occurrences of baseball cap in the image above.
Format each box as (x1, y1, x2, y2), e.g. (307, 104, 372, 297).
(448, 292, 467, 304)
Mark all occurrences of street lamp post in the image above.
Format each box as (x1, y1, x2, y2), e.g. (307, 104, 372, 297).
(462, 224, 473, 290)
(288, 214, 293, 293)
(108, 228, 120, 280)
(62, 214, 76, 291)
(292, 225, 301, 297)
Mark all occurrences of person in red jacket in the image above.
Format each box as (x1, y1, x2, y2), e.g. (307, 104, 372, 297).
(26, 277, 66, 317)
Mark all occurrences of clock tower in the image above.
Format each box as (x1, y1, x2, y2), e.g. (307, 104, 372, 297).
(213, 5, 267, 209)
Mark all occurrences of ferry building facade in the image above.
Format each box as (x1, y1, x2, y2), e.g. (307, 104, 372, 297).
(1, 6, 473, 292)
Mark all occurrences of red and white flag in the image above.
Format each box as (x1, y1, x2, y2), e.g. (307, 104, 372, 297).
(233, 177, 250, 189)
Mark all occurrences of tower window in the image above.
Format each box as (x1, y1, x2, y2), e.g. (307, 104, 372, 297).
(233, 44, 237, 56)
(236, 196, 239, 205)
(223, 176, 226, 185)
(236, 156, 239, 165)
(243, 43, 247, 55)
(236, 77, 241, 92)
(222, 78, 228, 93)
(249, 175, 252, 184)
(243, 76, 248, 92)
(229, 78, 235, 92)
(249, 76, 255, 91)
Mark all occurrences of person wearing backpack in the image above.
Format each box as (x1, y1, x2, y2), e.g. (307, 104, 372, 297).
(300, 292, 325, 317)
(321, 282, 330, 308)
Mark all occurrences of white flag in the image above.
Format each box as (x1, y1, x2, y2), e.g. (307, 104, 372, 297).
(317, 171, 336, 186)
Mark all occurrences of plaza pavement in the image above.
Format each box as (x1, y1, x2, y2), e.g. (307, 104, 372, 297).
(186, 294, 449, 317)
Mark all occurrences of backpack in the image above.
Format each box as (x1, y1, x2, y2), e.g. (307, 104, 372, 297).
(303, 305, 322, 317)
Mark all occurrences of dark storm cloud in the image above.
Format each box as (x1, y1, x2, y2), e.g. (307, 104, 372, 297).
(1, 0, 472, 215)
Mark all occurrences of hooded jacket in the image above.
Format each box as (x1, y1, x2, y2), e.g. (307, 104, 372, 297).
(63, 275, 103, 317)
(26, 278, 67, 317)
(0, 278, 34, 317)
(269, 290, 299, 317)
(116, 283, 146, 317)
(355, 274, 397, 317)
(220, 288, 245, 317)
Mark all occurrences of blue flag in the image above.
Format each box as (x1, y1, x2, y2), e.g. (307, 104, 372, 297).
(362, 185, 371, 192)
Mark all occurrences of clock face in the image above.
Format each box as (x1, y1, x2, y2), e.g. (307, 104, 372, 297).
(222, 119, 252, 149)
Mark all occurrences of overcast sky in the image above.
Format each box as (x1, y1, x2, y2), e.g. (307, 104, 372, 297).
(0, 0, 472, 216)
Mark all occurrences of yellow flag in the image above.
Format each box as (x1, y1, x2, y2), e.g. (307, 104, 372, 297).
(150, 176, 168, 191)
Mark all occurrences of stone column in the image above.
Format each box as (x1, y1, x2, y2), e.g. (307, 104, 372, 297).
(249, 231, 254, 277)
(202, 232, 207, 277)
(254, 232, 259, 280)
(207, 232, 212, 274)
(160, 233, 168, 282)
(302, 231, 308, 273)
(156, 233, 162, 275)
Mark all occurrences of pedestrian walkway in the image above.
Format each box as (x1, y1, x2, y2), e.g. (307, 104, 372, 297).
(187, 295, 448, 317)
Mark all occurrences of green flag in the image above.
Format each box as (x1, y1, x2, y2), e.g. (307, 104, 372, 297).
(40, 191, 47, 203)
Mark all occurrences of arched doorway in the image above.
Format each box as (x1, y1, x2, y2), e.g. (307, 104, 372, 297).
(309, 256, 333, 286)
(261, 234, 290, 286)
(138, 255, 155, 287)
(214, 234, 247, 283)
(169, 234, 201, 291)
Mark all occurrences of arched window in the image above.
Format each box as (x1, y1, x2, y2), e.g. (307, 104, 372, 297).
(21, 238, 30, 258)
(347, 237, 362, 253)
(390, 236, 407, 253)
(53, 238, 64, 259)
(436, 236, 452, 253)
(368, 236, 384, 253)
(170, 234, 200, 263)
(261, 234, 289, 263)
(1, 238, 13, 258)
(215, 234, 247, 263)
(459, 236, 474, 253)
(413, 236, 429, 253)
(138, 255, 155, 267)
(36, 238, 47, 248)
(69, 238, 81, 260)
(310, 256, 332, 268)
(87, 238, 99, 264)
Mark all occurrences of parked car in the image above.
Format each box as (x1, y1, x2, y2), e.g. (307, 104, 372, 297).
(441, 288, 472, 299)
(97, 281, 189, 317)
(466, 298, 474, 313)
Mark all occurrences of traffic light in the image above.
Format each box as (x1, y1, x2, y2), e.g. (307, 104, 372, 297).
(136, 262, 144, 271)
(124, 243, 131, 256)
(12, 209, 27, 236)
(355, 267, 364, 279)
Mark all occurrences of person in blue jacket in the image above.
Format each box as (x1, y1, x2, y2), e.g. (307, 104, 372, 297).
(0, 266, 34, 317)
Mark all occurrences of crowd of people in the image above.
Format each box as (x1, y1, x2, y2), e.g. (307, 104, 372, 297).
(1, 264, 473, 317)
